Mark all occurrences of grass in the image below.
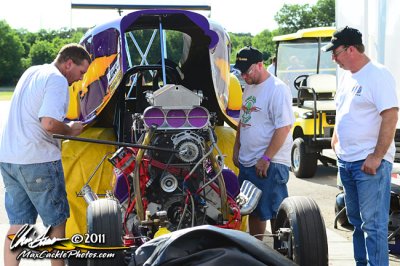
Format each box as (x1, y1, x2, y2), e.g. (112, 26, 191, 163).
(0, 91, 13, 101)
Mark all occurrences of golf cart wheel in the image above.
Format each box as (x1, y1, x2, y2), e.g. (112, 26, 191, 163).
(291, 138, 317, 178)
(87, 198, 125, 266)
(274, 196, 328, 266)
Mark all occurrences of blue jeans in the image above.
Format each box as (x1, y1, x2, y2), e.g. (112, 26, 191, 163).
(337, 158, 391, 266)
(238, 162, 289, 220)
(0, 161, 70, 227)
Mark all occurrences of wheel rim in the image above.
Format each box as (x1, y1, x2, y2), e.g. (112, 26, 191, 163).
(277, 218, 295, 260)
(293, 146, 300, 169)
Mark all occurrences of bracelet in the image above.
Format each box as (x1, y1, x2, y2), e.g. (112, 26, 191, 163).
(261, 155, 271, 162)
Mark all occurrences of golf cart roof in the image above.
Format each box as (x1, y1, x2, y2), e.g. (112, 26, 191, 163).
(273, 27, 335, 42)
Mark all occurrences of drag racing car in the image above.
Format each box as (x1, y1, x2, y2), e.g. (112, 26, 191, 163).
(60, 8, 329, 266)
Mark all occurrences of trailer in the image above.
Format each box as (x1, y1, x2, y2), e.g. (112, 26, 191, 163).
(335, 0, 400, 254)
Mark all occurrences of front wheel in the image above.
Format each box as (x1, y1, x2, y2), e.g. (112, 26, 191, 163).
(291, 137, 317, 178)
(87, 198, 125, 266)
(274, 196, 328, 266)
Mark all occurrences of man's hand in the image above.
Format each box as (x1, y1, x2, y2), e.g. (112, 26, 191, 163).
(361, 153, 382, 175)
(67, 121, 84, 136)
(41, 117, 84, 136)
(255, 158, 270, 178)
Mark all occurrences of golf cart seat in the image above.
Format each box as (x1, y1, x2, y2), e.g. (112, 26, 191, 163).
(296, 74, 336, 111)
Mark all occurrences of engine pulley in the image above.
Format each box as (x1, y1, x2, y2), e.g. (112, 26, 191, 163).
(176, 141, 201, 163)
(172, 131, 204, 163)
(160, 174, 178, 193)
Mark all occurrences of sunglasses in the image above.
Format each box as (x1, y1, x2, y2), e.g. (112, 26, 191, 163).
(332, 47, 348, 58)
(241, 64, 256, 76)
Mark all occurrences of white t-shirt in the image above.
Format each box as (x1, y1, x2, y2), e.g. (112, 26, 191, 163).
(334, 61, 398, 162)
(0, 64, 69, 164)
(239, 75, 294, 167)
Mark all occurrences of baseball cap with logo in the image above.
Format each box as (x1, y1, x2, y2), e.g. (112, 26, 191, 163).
(322, 26, 363, 52)
(234, 46, 263, 74)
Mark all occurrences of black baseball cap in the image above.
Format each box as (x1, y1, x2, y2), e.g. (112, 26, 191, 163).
(322, 26, 363, 52)
(234, 46, 263, 73)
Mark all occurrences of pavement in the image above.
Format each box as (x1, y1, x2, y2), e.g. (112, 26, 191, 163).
(261, 221, 355, 266)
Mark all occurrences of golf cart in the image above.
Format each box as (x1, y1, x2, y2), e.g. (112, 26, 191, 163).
(60, 9, 328, 265)
(273, 27, 337, 178)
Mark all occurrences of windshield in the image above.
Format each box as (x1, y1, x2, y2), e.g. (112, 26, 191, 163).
(276, 41, 336, 98)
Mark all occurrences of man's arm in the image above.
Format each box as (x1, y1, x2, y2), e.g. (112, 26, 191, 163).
(232, 122, 241, 168)
(331, 125, 338, 152)
(361, 107, 398, 174)
(264, 125, 292, 159)
(256, 124, 292, 177)
(41, 117, 83, 137)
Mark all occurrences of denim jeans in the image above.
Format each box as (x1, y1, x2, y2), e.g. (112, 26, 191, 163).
(0, 161, 70, 227)
(337, 158, 391, 266)
(238, 162, 289, 220)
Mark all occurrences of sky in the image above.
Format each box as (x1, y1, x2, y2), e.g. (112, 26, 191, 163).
(0, 0, 318, 35)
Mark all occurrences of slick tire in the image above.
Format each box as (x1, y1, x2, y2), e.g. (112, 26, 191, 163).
(274, 196, 328, 266)
(87, 198, 125, 266)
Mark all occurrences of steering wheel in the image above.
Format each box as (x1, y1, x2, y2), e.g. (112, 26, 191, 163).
(293, 75, 309, 90)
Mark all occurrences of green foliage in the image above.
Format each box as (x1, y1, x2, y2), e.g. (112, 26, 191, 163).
(229, 30, 277, 64)
(126, 29, 162, 66)
(313, 0, 336, 27)
(29, 40, 57, 65)
(0, 20, 24, 86)
(166, 31, 184, 64)
(229, 0, 334, 64)
(1, 0, 334, 85)
(229, 32, 253, 63)
(274, 0, 335, 34)
(274, 4, 315, 34)
(252, 29, 275, 61)
(1, 23, 87, 85)
(0, 91, 14, 101)
(19, 28, 86, 65)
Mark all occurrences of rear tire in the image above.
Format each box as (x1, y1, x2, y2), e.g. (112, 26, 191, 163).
(274, 196, 328, 266)
(87, 198, 125, 266)
(291, 138, 317, 178)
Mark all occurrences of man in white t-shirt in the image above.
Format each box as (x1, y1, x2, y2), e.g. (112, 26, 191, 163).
(323, 26, 398, 266)
(232, 46, 294, 240)
(0, 44, 90, 266)
(267, 55, 276, 76)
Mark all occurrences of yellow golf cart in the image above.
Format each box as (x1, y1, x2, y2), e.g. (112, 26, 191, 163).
(273, 27, 337, 178)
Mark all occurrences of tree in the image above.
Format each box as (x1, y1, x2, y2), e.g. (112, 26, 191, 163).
(274, 4, 316, 34)
(313, 0, 335, 27)
(0, 20, 24, 85)
(274, 0, 335, 34)
(229, 32, 253, 63)
(166, 30, 184, 64)
(29, 40, 56, 65)
(252, 29, 275, 61)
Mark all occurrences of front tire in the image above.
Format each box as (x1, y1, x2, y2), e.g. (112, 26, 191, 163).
(291, 138, 317, 178)
(274, 196, 328, 266)
(87, 198, 125, 266)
